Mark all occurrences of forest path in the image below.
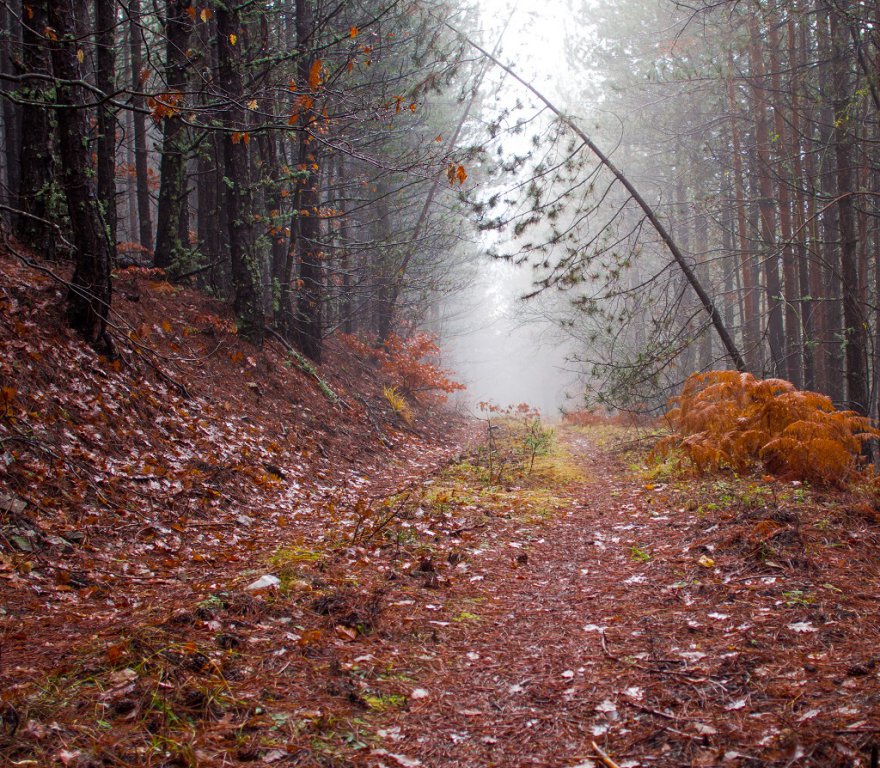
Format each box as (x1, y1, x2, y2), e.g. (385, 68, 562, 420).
(357, 427, 880, 768)
(4, 425, 879, 767)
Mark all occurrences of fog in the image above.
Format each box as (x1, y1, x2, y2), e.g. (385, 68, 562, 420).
(440, 259, 580, 419)
(427, 0, 581, 418)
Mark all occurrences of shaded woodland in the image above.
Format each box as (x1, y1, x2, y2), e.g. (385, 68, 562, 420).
(3, 0, 880, 415)
(0, 0, 478, 363)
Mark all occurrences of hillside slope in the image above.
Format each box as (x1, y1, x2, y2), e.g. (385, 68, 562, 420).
(0, 243, 470, 687)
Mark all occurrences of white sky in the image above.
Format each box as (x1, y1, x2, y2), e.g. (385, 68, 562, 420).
(476, 0, 569, 98)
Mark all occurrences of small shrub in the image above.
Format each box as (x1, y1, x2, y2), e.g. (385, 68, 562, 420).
(340, 331, 464, 402)
(653, 371, 878, 486)
(476, 402, 556, 484)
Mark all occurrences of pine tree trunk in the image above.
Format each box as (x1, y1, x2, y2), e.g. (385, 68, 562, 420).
(727, 54, 760, 373)
(292, 0, 323, 361)
(374, 181, 394, 342)
(128, 0, 153, 252)
(337, 153, 353, 335)
(816, 1, 845, 402)
(16, 0, 55, 257)
(257, 130, 289, 329)
(790, 5, 816, 389)
(695, 205, 713, 370)
(95, 0, 117, 254)
(768, 1, 802, 387)
(748, 16, 785, 375)
(829, 2, 869, 412)
(216, 3, 264, 344)
(0, 1, 21, 219)
(47, 0, 112, 343)
(153, 0, 191, 269)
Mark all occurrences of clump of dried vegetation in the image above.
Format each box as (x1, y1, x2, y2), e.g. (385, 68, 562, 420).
(653, 371, 879, 485)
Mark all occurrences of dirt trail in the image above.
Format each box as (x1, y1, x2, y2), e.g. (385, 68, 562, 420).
(3, 425, 879, 767)
(360, 428, 880, 768)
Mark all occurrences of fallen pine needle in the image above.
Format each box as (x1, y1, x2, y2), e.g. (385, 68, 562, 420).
(591, 741, 624, 768)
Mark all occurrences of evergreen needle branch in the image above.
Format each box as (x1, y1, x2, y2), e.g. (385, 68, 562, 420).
(436, 16, 746, 372)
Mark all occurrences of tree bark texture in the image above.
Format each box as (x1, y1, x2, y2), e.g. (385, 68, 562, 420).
(95, 0, 118, 252)
(153, 0, 192, 269)
(128, 0, 153, 252)
(829, 2, 869, 412)
(47, 0, 113, 342)
(292, 0, 323, 361)
(216, 2, 265, 344)
(16, 0, 56, 257)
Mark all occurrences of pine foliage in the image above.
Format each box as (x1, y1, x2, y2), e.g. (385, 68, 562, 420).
(654, 371, 878, 485)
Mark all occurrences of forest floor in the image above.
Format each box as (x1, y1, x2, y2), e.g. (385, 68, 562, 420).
(1, 245, 880, 768)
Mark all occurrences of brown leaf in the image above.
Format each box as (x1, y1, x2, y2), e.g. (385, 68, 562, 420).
(334, 624, 358, 641)
(297, 628, 324, 646)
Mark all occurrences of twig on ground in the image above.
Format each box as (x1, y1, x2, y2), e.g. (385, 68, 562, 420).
(171, 260, 221, 283)
(355, 393, 392, 448)
(591, 741, 623, 768)
(264, 326, 349, 409)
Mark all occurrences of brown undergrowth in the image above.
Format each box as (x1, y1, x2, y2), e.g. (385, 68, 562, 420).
(653, 371, 879, 485)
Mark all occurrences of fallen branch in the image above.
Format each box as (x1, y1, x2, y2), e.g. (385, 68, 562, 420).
(355, 393, 392, 448)
(264, 326, 349, 409)
(171, 260, 222, 283)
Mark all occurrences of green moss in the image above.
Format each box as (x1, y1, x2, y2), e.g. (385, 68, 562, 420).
(362, 693, 406, 711)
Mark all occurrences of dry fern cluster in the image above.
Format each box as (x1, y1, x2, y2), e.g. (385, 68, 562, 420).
(654, 371, 878, 485)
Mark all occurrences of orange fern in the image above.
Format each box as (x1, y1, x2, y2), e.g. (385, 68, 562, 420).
(654, 371, 878, 485)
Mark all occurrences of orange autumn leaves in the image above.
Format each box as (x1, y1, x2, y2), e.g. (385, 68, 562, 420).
(654, 371, 879, 485)
(142, 18, 467, 185)
(184, 5, 213, 23)
(447, 163, 467, 186)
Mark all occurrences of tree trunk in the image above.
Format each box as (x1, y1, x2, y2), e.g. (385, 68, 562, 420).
(16, 0, 55, 257)
(95, 0, 117, 254)
(153, 0, 192, 269)
(829, 2, 869, 412)
(768, 1, 802, 386)
(128, 0, 153, 252)
(748, 16, 785, 375)
(257, 129, 289, 329)
(790, 5, 816, 389)
(695, 204, 713, 371)
(374, 181, 394, 340)
(727, 53, 760, 373)
(47, 0, 113, 343)
(292, 0, 323, 361)
(216, 2, 264, 344)
(0, 0, 21, 219)
(337, 153, 353, 335)
(816, 0, 845, 402)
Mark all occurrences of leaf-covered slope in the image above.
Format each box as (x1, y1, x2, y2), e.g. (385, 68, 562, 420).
(0, 246, 468, 684)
